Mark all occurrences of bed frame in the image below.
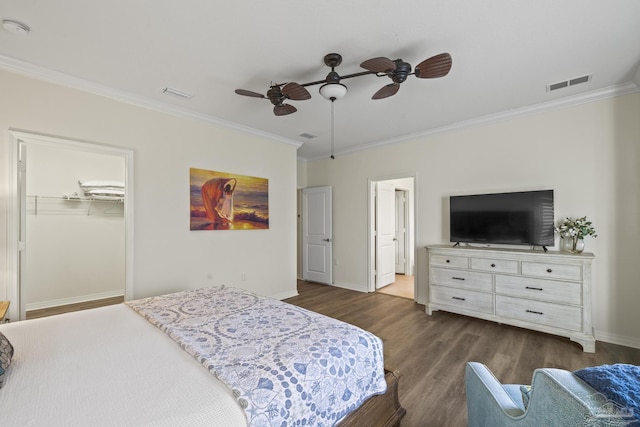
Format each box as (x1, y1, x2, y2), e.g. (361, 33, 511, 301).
(339, 369, 406, 427)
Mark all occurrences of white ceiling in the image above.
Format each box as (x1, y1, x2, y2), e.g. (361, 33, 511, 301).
(1, 1, 639, 160)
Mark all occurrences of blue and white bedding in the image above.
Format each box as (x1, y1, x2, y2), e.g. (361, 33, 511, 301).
(126, 286, 387, 427)
(0, 303, 247, 427)
(574, 364, 640, 426)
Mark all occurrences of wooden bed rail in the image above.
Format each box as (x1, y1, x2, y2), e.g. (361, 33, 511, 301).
(338, 369, 406, 427)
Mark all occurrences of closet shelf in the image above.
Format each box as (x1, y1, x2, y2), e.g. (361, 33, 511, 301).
(27, 194, 124, 216)
(27, 194, 124, 202)
(64, 195, 124, 202)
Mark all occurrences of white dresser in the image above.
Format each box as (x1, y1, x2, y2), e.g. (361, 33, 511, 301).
(427, 245, 595, 352)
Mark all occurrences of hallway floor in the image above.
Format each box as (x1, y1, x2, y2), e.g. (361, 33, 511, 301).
(376, 274, 414, 299)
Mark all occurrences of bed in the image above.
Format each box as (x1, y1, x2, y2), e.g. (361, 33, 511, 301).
(0, 286, 405, 426)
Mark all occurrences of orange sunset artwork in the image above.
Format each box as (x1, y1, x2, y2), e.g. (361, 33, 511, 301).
(190, 168, 269, 230)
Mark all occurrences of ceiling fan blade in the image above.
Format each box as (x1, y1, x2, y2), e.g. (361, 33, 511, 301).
(235, 89, 266, 98)
(281, 82, 311, 101)
(372, 83, 400, 100)
(414, 53, 452, 79)
(273, 104, 297, 116)
(360, 57, 396, 73)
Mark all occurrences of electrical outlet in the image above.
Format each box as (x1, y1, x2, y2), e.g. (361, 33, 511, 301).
(241, 272, 247, 281)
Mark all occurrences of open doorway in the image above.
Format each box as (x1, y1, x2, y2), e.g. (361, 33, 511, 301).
(367, 175, 416, 300)
(7, 131, 134, 321)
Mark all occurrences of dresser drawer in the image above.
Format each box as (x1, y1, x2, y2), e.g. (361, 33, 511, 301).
(521, 262, 582, 281)
(431, 286, 493, 314)
(496, 295, 582, 332)
(430, 254, 468, 268)
(495, 275, 582, 305)
(430, 267, 493, 292)
(471, 257, 519, 274)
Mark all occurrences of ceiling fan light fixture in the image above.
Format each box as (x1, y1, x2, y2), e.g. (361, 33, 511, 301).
(319, 82, 347, 101)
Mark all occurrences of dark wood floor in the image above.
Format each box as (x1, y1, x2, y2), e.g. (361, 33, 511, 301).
(25, 296, 124, 319)
(285, 280, 640, 427)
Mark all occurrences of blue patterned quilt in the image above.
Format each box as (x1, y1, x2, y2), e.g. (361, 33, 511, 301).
(126, 286, 387, 427)
(574, 364, 640, 426)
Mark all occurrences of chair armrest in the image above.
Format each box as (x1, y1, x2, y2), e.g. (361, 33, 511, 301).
(527, 368, 628, 423)
(465, 362, 525, 427)
(466, 363, 634, 427)
(531, 368, 600, 404)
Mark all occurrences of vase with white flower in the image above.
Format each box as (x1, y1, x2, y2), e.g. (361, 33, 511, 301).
(555, 216, 597, 253)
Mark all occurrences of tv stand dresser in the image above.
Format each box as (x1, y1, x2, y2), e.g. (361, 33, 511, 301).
(427, 245, 595, 352)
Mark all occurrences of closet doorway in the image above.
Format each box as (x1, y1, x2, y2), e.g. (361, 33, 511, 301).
(367, 175, 416, 300)
(7, 131, 134, 321)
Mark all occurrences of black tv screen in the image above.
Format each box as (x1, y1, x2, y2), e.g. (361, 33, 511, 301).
(450, 190, 554, 247)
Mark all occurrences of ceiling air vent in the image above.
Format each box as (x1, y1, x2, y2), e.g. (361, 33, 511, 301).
(548, 81, 568, 91)
(569, 75, 591, 86)
(547, 74, 592, 92)
(299, 132, 317, 139)
(162, 87, 192, 100)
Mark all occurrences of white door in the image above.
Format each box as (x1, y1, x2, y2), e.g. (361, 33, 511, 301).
(395, 190, 406, 274)
(376, 182, 396, 289)
(302, 186, 332, 284)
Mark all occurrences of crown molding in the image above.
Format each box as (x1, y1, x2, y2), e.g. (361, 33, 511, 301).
(0, 54, 303, 149)
(304, 81, 640, 162)
(1, 54, 635, 161)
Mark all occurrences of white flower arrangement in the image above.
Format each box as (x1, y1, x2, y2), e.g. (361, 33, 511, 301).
(555, 216, 597, 239)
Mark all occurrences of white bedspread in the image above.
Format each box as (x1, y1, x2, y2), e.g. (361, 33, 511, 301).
(127, 286, 387, 427)
(0, 304, 247, 427)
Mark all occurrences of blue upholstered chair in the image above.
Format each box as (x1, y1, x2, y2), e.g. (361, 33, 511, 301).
(465, 362, 637, 427)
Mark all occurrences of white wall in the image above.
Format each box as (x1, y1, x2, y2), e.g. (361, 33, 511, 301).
(306, 92, 640, 348)
(0, 69, 299, 317)
(24, 143, 125, 309)
(297, 160, 308, 189)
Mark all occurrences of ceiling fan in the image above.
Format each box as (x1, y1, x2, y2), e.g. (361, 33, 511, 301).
(235, 52, 452, 116)
(360, 53, 453, 99)
(234, 82, 311, 116)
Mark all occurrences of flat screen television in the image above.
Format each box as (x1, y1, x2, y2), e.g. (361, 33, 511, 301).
(450, 190, 554, 247)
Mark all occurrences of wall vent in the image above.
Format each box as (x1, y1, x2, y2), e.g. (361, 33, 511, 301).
(547, 74, 592, 92)
(299, 132, 317, 139)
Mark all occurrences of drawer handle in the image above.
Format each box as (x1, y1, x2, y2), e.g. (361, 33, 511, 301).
(546, 268, 553, 273)
(491, 263, 496, 268)
(526, 309, 544, 315)
(525, 286, 544, 291)
(446, 259, 450, 263)
(452, 297, 466, 301)
(452, 277, 466, 281)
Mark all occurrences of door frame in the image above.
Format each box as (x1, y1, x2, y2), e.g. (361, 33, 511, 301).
(367, 173, 417, 298)
(6, 130, 134, 320)
(395, 189, 409, 275)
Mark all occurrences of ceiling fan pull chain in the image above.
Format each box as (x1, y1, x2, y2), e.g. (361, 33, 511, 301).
(330, 100, 335, 159)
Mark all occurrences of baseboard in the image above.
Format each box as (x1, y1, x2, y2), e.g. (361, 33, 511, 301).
(595, 330, 640, 350)
(330, 281, 369, 293)
(272, 290, 299, 300)
(26, 290, 125, 311)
